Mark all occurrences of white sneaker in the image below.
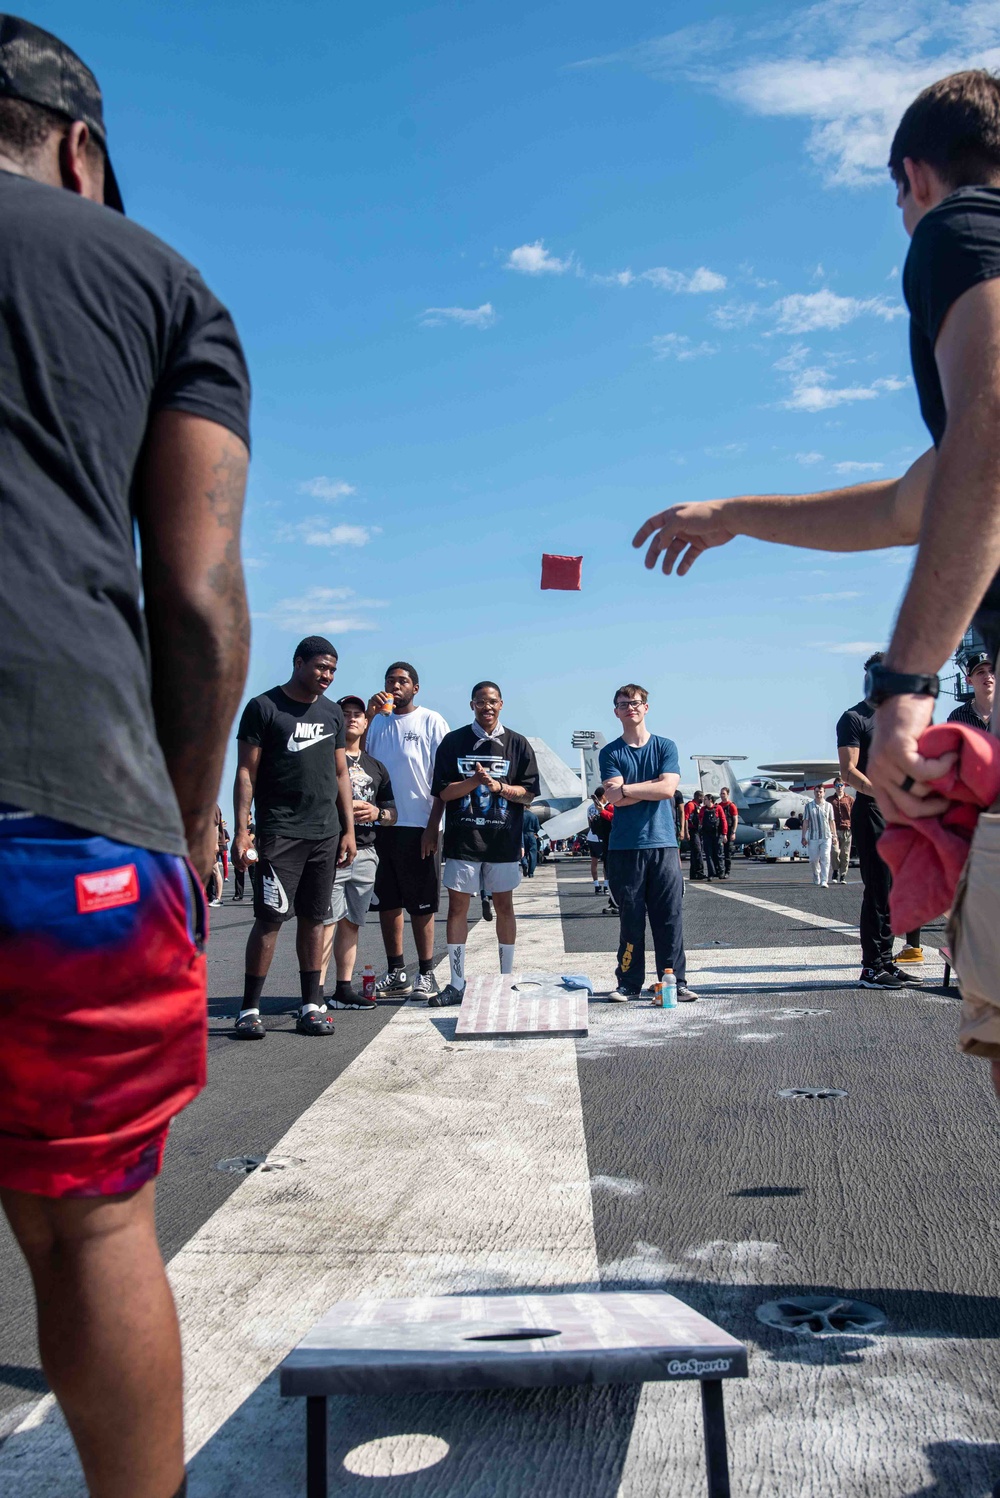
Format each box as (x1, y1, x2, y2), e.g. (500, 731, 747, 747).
(412, 972, 440, 1002)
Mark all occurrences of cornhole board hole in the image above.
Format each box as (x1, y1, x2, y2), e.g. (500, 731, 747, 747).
(454, 973, 588, 1040)
(280, 1290, 747, 1498)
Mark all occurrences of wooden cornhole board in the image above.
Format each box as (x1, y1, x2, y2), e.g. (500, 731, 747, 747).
(454, 972, 588, 1040)
(280, 1290, 747, 1497)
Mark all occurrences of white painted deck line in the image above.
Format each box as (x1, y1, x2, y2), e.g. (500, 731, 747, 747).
(0, 863, 600, 1495)
(689, 882, 860, 933)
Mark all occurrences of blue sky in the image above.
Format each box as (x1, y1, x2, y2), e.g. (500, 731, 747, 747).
(35, 0, 997, 788)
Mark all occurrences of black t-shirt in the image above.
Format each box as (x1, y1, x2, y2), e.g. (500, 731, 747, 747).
(237, 688, 345, 839)
(904, 187, 1000, 616)
(346, 749, 394, 849)
(431, 725, 540, 862)
(0, 171, 250, 855)
(836, 699, 875, 792)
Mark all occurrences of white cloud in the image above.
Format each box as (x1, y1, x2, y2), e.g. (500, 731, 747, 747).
(264, 587, 386, 634)
(782, 368, 906, 412)
(709, 299, 761, 330)
(505, 241, 573, 275)
(650, 333, 719, 361)
(773, 289, 903, 333)
(704, 441, 747, 455)
(592, 268, 636, 287)
(805, 590, 864, 601)
(298, 523, 380, 548)
(794, 450, 824, 464)
(833, 459, 885, 473)
(420, 303, 495, 329)
(643, 265, 727, 294)
(823, 641, 884, 655)
(299, 476, 356, 502)
(583, 2, 1000, 188)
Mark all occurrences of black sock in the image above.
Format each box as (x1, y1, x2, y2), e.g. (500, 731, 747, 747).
(242, 974, 266, 1010)
(171, 1477, 187, 1498)
(389, 954, 405, 972)
(418, 957, 435, 975)
(335, 978, 354, 996)
(299, 969, 322, 1009)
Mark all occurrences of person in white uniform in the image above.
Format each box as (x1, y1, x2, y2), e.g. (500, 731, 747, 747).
(801, 785, 837, 888)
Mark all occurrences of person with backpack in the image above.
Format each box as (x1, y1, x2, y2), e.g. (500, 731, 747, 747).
(699, 794, 729, 882)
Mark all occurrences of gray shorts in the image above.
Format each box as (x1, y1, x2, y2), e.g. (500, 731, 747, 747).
(325, 845, 378, 927)
(442, 858, 522, 896)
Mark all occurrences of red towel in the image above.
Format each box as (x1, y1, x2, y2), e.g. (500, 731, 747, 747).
(878, 722, 1000, 931)
(540, 554, 582, 591)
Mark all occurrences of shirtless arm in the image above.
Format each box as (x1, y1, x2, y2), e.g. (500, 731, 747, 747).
(632, 448, 934, 576)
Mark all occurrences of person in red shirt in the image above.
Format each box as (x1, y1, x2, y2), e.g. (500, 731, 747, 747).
(699, 794, 729, 881)
(683, 789, 705, 879)
(718, 787, 739, 877)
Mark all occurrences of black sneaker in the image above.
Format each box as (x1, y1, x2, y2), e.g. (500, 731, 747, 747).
(481, 898, 493, 923)
(429, 983, 465, 1007)
(677, 983, 700, 1002)
(859, 966, 903, 989)
(609, 986, 641, 1003)
(327, 989, 377, 1009)
(233, 1011, 265, 1039)
(376, 967, 412, 997)
(886, 962, 923, 986)
(295, 1009, 336, 1035)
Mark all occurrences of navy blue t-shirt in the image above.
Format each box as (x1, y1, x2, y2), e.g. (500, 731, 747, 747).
(599, 734, 681, 850)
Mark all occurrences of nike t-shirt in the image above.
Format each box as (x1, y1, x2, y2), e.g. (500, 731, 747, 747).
(365, 706, 450, 827)
(237, 688, 345, 839)
(0, 170, 250, 855)
(432, 724, 540, 862)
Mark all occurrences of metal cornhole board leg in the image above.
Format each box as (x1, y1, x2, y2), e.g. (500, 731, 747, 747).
(454, 973, 589, 1040)
(282, 1291, 746, 1497)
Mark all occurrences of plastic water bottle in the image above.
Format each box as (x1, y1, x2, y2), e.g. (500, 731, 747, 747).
(362, 963, 376, 1000)
(661, 968, 678, 1009)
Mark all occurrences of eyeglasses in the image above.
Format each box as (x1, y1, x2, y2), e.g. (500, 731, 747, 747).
(616, 701, 645, 710)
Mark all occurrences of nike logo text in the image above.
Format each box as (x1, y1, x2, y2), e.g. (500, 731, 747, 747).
(286, 724, 331, 753)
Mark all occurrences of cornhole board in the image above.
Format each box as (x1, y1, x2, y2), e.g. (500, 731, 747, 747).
(454, 973, 588, 1040)
(280, 1290, 747, 1498)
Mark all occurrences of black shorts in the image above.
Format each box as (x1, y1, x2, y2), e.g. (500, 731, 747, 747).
(373, 826, 440, 915)
(253, 833, 340, 924)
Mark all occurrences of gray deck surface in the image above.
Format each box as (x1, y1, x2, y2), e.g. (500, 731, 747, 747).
(1, 855, 997, 1497)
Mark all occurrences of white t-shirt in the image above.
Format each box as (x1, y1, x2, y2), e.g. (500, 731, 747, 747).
(365, 705, 450, 828)
(803, 800, 835, 841)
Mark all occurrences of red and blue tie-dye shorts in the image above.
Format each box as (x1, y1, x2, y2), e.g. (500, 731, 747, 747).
(0, 805, 207, 1198)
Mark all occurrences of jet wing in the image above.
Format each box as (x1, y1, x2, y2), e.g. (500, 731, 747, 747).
(540, 801, 592, 841)
(756, 760, 842, 785)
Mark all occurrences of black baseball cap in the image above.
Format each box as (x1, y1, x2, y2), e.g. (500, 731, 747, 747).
(337, 694, 366, 711)
(965, 649, 993, 675)
(0, 15, 123, 212)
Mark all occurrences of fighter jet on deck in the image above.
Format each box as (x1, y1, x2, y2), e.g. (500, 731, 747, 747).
(692, 755, 841, 833)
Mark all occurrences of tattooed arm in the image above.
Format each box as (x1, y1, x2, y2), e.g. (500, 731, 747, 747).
(134, 411, 250, 878)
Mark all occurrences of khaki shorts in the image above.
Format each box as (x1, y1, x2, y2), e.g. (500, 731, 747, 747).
(948, 807, 1000, 1059)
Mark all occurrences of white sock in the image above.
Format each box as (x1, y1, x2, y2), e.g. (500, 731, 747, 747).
(239, 1007, 259, 1018)
(499, 943, 515, 975)
(448, 943, 466, 990)
(300, 1001, 320, 1015)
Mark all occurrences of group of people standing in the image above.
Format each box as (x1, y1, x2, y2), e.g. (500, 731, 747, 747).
(231, 643, 542, 1035)
(682, 789, 739, 881)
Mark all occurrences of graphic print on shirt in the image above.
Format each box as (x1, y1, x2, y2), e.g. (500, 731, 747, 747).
(286, 722, 334, 752)
(455, 756, 511, 827)
(346, 756, 376, 804)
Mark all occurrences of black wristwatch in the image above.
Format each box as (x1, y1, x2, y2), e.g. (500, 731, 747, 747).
(864, 663, 940, 705)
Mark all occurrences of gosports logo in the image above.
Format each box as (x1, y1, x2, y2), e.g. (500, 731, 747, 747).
(667, 1357, 732, 1376)
(75, 864, 140, 914)
(286, 722, 332, 753)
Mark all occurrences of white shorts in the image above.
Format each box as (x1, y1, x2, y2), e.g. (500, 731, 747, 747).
(443, 858, 522, 896)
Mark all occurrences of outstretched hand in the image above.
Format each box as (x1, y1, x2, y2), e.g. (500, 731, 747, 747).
(632, 500, 736, 575)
